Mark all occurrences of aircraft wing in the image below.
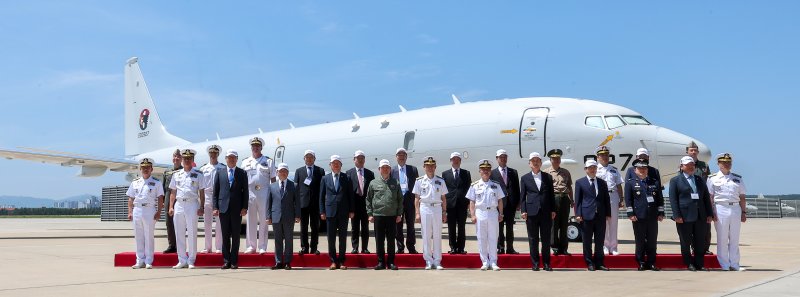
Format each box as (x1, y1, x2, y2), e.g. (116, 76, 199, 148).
(0, 147, 170, 177)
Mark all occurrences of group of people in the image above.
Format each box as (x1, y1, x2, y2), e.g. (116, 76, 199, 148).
(126, 138, 747, 272)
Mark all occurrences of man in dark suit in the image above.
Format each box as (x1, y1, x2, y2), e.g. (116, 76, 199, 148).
(267, 163, 301, 270)
(519, 152, 556, 271)
(391, 148, 419, 254)
(574, 159, 612, 271)
(490, 149, 521, 254)
(442, 152, 471, 254)
(294, 149, 325, 255)
(669, 156, 715, 271)
(320, 155, 354, 269)
(213, 149, 249, 269)
(346, 150, 375, 254)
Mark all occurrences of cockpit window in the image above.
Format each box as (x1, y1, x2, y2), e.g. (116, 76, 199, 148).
(621, 115, 651, 125)
(605, 116, 626, 129)
(585, 116, 606, 129)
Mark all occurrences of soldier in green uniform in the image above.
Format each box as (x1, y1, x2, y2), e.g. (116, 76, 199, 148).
(687, 141, 712, 254)
(162, 149, 182, 253)
(544, 149, 574, 255)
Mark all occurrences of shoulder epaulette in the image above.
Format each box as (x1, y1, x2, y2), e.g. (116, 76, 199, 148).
(709, 172, 719, 177)
(151, 177, 161, 182)
(471, 180, 480, 186)
(435, 175, 443, 179)
(416, 176, 424, 180)
(732, 173, 742, 178)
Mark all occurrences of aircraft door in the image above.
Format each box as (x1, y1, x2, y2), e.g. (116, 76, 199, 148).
(273, 145, 285, 164)
(519, 108, 549, 158)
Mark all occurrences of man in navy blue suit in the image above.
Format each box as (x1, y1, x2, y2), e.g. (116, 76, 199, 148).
(320, 155, 354, 270)
(519, 152, 555, 271)
(266, 163, 301, 270)
(574, 159, 612, 271)
(669, 156, 715, 271)
(212, 149, 249, 269)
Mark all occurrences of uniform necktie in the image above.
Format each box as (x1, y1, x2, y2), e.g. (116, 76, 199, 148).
(280, 181, 285, 196)
(228, 168, 234, 187)
(454, 169, 459, 181)
(307, 166, 312, 178)
(357, 168, 364, 196)
(687, 175, 697, 193)
(590, 178, 597, 195)
(502, 167, 508, 185)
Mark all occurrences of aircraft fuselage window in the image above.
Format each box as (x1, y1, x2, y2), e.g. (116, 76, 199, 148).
(584, 116, 606, 129)
(605, 115, 626, 129)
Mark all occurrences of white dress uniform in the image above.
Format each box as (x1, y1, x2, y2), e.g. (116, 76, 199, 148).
(200, 162, 226, 253)
(242, 155, 276, 253)
(169, 168, 206, 267)
(412, 174, 448, 268)
(466, 179, 505, 269)
(598, 163, 623, 255)
(126, 176, 164, 267)
(707, 171, 747, 270)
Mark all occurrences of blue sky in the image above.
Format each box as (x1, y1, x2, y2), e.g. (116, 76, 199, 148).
(0, 1, 797, 198)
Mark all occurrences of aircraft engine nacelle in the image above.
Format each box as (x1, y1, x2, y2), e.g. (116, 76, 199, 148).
(124, 172, 139, 182)
(77, 165, 107, 177)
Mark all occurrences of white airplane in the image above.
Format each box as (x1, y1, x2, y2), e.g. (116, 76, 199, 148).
(0, 57, 711, 186)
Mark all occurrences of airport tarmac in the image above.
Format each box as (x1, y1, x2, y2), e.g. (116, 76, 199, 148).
(0, 218, 797, 297)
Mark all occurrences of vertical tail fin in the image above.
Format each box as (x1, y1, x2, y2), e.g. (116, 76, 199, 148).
(124, 57, 189, 157)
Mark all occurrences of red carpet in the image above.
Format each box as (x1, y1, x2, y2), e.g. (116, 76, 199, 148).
(115, 252, 720, 270)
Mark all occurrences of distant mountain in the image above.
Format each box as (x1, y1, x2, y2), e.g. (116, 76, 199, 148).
(0, 194, 98, 208)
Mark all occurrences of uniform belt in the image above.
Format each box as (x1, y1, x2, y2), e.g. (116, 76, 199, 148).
(715, 202, 738, 206)
(423, 203, 442, 207)
(177, 198, 198, 202)
(134, 203, 154, 207)
(481, 207, 497, 210)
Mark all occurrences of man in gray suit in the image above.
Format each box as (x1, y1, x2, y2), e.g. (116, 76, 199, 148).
(669, 156, 715, 271)
(213, 149, 248, 269)
(267, 163, 301, 270)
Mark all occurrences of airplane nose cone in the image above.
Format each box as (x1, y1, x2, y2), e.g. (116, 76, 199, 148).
(655, 127, 712, 179)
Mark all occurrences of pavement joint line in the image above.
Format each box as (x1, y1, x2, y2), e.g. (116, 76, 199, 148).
(719, 269, 800, 296)
(0, 272, 228, 292)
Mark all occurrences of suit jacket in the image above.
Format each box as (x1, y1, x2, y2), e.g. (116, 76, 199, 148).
(346, 167, 375, 203)
(624, 175, 664, 219)
(668, 172, 713, 222)
(266, 179, 301, 224)
(490, 167, 520, 213)
(519, 171, 555, 218)
(442, 168, 471, 209)
(391, 164, 419, 201)
(213, 166, 248, 214)
(574, 176, 612, 221)
(294, 164, 325, 209)
(319, 172, 353, 218)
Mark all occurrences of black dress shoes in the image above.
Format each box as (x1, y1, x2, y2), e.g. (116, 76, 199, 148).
(271, 264, 285, 270)
(313, 250, 320, 255)
(688, 264, 697, 271)
(374, 263, 386, 270)
(587, 265, 595, 271)
(221, 264, 231, 270)
(597, 265, 610, 271)
(389, 264, 398, 270)
(299, 248, 307, 255)
(497, 248, 505, 254)
(163, 246, 177, 253)
(544, 264, 552, 271)
(284, 264, 292, 270)
(361, 249, 371, 254)
(638, 263, 646, 271)
(506, 249, 520, 254)
(649, 265, 660, 271)
(408, 247, 419, 254)
(351, 248, 359, 254)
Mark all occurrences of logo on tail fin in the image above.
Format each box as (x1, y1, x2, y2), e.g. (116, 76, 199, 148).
(139, 109, 150, 130)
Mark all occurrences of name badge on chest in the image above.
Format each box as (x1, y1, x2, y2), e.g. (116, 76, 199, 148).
(400, 183, 408, 191)
(304, 177, 312, 186)
(690, 193, 700, 200)
(646, 196, 655, 203)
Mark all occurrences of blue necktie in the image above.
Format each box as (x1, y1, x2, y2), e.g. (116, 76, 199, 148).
(687, 175, 697, 193)
(400, 166, 407, 195)
(228, 168, 234, 187)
